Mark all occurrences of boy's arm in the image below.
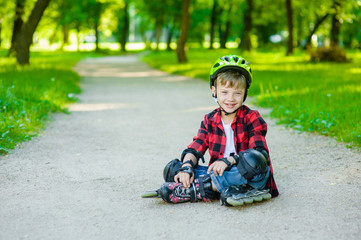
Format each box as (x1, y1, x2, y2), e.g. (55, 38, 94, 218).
(174, 153, 196, 189)
(186, 116, 210, 155)
(247, 110, 269, 152)
(175, 116, 209, 188)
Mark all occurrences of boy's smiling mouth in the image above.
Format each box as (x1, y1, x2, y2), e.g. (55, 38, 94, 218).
(224, 103, 237, 109)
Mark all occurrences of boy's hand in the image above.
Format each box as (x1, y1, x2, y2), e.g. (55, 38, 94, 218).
(174, 172, 194, 189)
(207, 161, 228, 177)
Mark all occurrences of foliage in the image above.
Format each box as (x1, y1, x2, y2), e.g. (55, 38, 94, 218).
(142, 49, 361, 148)
(0, 50, 103, 155)
(310, 46, 348, 62)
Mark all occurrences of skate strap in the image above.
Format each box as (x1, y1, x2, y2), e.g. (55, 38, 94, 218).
(198, 177, 206, 199)
(190, 183, 198, 202)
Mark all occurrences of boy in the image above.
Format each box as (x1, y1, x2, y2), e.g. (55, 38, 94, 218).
(143, 55, 278, 206)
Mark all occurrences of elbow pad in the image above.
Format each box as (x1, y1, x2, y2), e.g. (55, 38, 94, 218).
(233, 149, 268, 180)
(180, 148, 205, 164)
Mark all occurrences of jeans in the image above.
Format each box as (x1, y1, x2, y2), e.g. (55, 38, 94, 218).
(193, 165, 270, 192)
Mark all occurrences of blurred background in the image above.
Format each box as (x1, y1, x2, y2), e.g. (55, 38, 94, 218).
(0, 0, 360, 154)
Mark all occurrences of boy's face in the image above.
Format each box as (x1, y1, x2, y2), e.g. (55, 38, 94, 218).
(212, 82, 246, 116)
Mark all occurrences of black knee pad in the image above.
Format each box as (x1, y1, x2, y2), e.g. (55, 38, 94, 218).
(163, 159, 182, 182)
(234, 149, 268, 180)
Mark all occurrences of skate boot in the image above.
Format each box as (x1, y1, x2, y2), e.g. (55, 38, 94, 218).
(157, 176, 217, 203)
(220, 185, 272, 206)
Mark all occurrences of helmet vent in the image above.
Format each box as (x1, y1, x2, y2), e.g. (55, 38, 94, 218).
(241, 59, 246, 64)
(224, 57, 230, 62)
(213, 63, 220, 68)
(233, 56, 239, 62)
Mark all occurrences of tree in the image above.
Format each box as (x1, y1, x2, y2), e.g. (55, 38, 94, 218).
(285, 0, 294, 55)
(219, 1, 233, 49)
(176, 0, 191, 63)
(16, 0, 51, 65)
(8, 0, 25, 57)
(330, 0, 345, 47)
(252, 0, 285, 49)
(209, 0, 218, 49)
(165, 0, 182, 50)
(239, 0, 253, 51)
(303, 0, 336, 49)
(116, 0, 129, 52)
(341, 0, 361, 48)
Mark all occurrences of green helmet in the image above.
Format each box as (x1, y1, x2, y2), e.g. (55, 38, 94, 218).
(209, 55, 253, 90)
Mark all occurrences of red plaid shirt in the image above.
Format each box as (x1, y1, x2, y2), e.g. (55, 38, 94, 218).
(188, 105, 279, 197)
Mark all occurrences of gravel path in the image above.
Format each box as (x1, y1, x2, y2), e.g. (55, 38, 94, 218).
(1, 54, 360, 240)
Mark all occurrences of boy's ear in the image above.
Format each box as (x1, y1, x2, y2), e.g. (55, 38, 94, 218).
(211, 86, 216, 97)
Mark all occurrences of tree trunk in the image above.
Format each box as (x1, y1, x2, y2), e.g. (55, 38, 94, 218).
(155, 18, 163, 51)
(239, 0, 253, 51)
(95, 21, 100, 51)
(330, 0, 343, 47)
(304, 13, 329, 49)
(176, 0, 191, 63)
(94, 2, 102, 52)
(296, 12, 303, 47)
(49, 23, 59, 45)
(76, 26, 80, 52)
(61, 24, 69, 50)
(209, 0, 217, 49)
(285, 0, 294, 55)
(220, 3, 232, 49)
(166, 24, 174, 51)
(0, 19, 2, 48)
(8, 0, 25, 57)
(16, 0, 51, 65)
(120, 1, 129, 52)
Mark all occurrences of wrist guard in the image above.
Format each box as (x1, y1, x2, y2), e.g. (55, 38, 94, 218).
(216, 157, 233, 171)
(177, 165, 194, 178)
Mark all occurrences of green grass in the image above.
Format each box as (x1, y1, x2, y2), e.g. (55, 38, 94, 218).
(142, 49, 361, 148)
(0, 49, 105, 155)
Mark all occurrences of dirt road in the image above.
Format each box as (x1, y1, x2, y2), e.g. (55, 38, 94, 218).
(1, 55, 360, 239)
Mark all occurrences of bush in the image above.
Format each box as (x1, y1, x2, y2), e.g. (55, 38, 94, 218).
(310, 46, 349, 62)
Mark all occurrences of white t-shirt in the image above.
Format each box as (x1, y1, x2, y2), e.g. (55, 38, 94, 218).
(221, 120, 236, 158)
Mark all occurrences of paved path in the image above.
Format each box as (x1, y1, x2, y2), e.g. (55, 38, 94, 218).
(1, 54, 360, 239)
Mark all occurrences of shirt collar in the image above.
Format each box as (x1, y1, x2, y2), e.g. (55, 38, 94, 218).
(210, 106, 247, 125)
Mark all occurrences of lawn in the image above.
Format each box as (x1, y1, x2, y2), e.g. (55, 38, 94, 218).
(0, 50, 104, 155)
(142, 49, 361, 148)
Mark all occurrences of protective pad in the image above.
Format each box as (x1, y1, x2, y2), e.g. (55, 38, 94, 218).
(235, 149, 268, 180)
(163, 159, 183, 182)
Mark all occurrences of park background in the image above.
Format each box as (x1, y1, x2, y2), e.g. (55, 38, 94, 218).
(0, 0, 360, 155)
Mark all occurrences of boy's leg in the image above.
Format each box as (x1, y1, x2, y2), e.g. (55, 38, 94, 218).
(209, 166, 272, 206)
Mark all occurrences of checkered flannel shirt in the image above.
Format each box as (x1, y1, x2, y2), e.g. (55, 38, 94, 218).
(187, 105, 279, 197)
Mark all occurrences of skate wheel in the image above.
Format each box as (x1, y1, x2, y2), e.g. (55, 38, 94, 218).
(141, 190, 158, 198)
(252, 196, 263, 202)
(226, 198, 244, 206)
(261, 193, 272, 200)
(243, 197, 254, 204)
